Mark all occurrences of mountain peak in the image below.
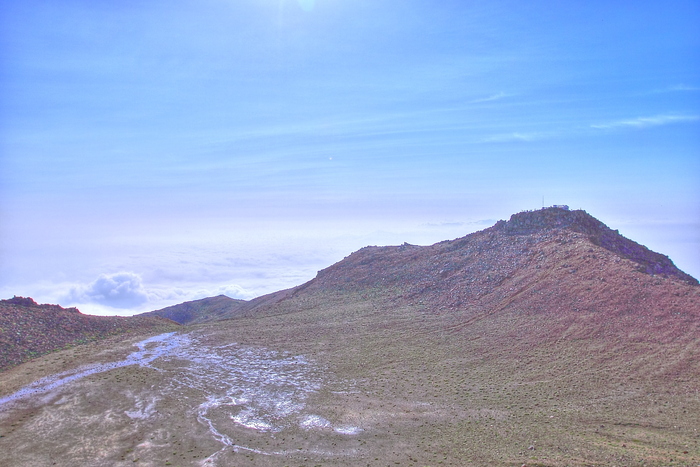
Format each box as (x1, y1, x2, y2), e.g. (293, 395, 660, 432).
(128, 208, 697, 326)
(495, 207, 603, 235)
(493, 208, 697, 285)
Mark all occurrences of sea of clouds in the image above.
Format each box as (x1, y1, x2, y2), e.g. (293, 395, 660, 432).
(1, 218, 488, 316)
(3, 211, 696, 317)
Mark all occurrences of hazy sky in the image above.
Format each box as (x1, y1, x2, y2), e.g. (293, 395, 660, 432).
(1, 0, 699, 315)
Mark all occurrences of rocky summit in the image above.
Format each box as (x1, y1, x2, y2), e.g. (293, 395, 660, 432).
(1, 208, 699, 467)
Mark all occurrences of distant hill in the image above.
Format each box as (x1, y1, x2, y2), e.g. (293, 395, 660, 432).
(140, 295, 248, 325)
(0, 297, 178, 371)
(137, 289, 300, 324)
(310, 207, 697, 294)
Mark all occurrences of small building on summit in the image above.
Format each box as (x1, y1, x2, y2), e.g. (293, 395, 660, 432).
(551, 205, 569, 210)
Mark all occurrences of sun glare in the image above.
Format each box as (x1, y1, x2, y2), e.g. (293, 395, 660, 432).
(298, 0, 315, 12)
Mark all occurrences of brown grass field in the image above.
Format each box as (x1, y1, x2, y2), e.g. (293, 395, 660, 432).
(1, 285, 699, 467)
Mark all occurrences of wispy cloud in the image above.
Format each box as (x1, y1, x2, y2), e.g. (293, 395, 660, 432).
(481, 132, 544, 143)
(668, 84, 700, 92)
(471, 92, 509, 103)
(591, 114, 699, 130)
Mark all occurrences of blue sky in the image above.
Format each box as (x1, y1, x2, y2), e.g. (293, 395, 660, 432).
(1, 0, 699, 315)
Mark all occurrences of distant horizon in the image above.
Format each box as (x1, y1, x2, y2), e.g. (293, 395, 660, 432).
(1, 1, 698, 315)
(2, 205, 698, 316)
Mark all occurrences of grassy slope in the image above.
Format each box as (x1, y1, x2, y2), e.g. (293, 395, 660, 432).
(3, 287, 696, 466)
(198, 272, 699, 466)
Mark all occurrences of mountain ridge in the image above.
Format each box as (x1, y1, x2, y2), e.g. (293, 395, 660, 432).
(148, 207, 697, 324)
(3, 208, 696, 364)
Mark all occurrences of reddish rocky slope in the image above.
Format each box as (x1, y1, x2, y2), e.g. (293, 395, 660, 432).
(208, 208, 698, 321)
(0, 297, 178, 371)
